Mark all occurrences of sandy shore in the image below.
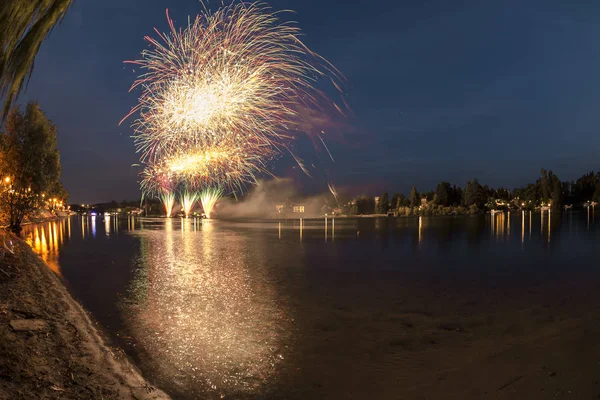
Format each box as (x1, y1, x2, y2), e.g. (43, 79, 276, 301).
(0, 232, 170, 400)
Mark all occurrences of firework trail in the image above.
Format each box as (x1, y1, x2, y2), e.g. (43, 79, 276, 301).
(180, 190, 200, 218)
(123, 1, 346, 197)
(328, 182, 339, 205)
(200, 186, 224, 219)
(159, 190, 176, 218)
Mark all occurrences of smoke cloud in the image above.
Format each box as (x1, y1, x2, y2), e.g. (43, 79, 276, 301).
(216, 179, 334, 218)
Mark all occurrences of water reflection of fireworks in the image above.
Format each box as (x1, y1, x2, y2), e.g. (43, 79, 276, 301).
(124, 223, 291, 397)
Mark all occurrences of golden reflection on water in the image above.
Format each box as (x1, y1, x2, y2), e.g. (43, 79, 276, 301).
(332, 218, 335, 241)
(540, 211, 544, 235)
(127, 215, 136, 232)
(125, 220, 290, 397)
(548, 210, 551, 244)
(23, 219, 71, 274)
(491, 213, 506, 240)
(521, 211, 525, 246)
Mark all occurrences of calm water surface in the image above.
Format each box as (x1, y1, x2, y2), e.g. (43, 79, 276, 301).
(21, 212, 600, 399)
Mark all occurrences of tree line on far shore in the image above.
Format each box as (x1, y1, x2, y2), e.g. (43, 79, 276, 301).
(346, 169, 600, 216)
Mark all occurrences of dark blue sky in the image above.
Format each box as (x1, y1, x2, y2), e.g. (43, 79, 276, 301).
(23, 0, 600, 203)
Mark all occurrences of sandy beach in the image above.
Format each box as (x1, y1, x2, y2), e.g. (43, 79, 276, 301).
(0, 232, 169, 399)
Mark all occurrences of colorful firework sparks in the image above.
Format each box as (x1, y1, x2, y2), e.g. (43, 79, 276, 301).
(123, 0, 345, 197)
(180, 189, 200, 218)
(159, 190, 176, 218)
(200, 186, 224, 219)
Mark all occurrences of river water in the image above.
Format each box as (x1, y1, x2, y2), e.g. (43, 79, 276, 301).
(21, 211, 600, 399)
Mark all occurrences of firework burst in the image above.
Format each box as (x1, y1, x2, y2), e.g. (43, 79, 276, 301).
(123, 1, 345, 196)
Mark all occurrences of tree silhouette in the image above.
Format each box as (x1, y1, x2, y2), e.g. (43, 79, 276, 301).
(409, 186, 419, 207)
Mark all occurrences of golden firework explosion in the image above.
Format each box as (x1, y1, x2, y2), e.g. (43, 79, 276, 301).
(124, 1, 345, 198)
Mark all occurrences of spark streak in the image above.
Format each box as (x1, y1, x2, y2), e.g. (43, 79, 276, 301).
(160, 190, 176, 218)
(200, 186, 224, 219)
(180, 190, 200, 218)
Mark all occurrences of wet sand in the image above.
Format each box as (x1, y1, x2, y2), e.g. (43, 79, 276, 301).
(270, 272, 600, 399)
(0, 232, 169, 399)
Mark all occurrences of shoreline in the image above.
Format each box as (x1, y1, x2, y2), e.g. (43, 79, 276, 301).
(0, 231, 170, 399)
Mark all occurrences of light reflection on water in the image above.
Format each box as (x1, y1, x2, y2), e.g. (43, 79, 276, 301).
(22, 218, 70, 274)
(124, 218, 291, 397)
(20, 211, 597, 278)
(19, 212, 600, 399)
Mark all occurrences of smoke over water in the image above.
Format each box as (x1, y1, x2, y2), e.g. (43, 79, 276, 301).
(216, 179, 334, 219)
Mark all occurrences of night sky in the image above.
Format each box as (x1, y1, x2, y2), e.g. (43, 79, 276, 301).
(22, 0, 600, 204)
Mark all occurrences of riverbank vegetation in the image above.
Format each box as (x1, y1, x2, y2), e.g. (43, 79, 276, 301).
(0, 102, 67, 233)
(346, 169, 600, 217)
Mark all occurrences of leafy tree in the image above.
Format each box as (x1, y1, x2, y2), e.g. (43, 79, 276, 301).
(354, 195, 375, 214)
(593, 184, 600, 204)
(0, 102, 64, 232)
(409, 186, 419, 207)
(540, 168, 550, 202)
(450, 185, 463, 206)
(401, 194, 410, 207)
(463, 179, 486, 209)
(392, 193, 410, 208)
(524, 183, 539, 207)
(492, 188, 511, 201)
(378, 192, 390, 214)
(573, 171, 596, 203)
(551, 179, 562, 209)
(423, 191, 435, 202)
(391, 193, 400, 210)
(0, 0, 74, 118)
(434, 182, 451, 206)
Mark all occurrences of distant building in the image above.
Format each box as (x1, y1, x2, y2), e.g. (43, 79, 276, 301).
(274, 202, 310, 217)
(420, 197, 428, 206)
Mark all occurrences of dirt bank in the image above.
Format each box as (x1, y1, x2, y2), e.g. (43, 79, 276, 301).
(0, 231, 170, 400)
